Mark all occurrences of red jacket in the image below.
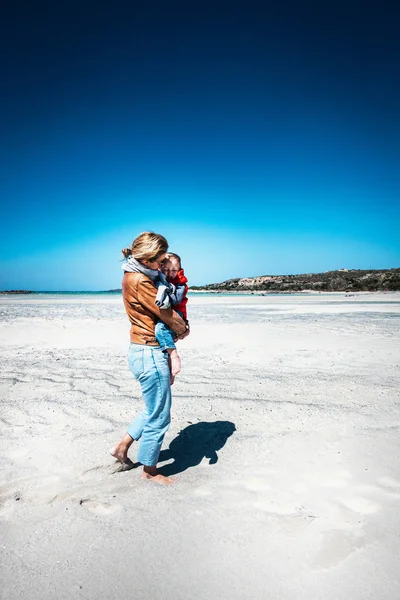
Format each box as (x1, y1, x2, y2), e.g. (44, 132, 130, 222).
(170, 269, 188, 320)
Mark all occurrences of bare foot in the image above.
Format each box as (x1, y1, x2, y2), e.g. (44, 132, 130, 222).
(141, 467, 175, 485)
(110, 434, 134, 469)
(110, 447, 135, 468)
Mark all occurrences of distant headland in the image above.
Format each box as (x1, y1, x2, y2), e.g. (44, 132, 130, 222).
(0, 290, 34, 295)
(1, 269, 399, 295)
(190, 268, 400, 293)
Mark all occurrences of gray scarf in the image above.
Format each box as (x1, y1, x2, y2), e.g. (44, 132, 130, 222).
(121, 256, 175, 309)
(121, 256, 160, 281)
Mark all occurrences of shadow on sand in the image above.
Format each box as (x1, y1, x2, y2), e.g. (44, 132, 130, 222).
(158, 420, 236, 477)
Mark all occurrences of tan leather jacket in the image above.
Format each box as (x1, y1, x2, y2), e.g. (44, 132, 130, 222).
(122, 272, 187, 345)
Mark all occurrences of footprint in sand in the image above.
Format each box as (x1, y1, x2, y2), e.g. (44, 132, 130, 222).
(378, 476, 400, 490)
(191, 486, 213, 498)
(314, 530, 368, 569)
(253, 499, 301, 516)
(79, 460, 138, 482)
(339, 496, 380, 515)
(6, 446, 30, 461)
(79, 499, 123, 516)
(79, 464, 116, 483)
(242, 476, 272, 493)
(0, 500, 15, 518)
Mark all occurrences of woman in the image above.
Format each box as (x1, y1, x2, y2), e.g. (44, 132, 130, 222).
(111, 232, 189, 485)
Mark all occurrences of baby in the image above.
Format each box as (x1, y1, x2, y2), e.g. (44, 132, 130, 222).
(155, 253, 189, 383)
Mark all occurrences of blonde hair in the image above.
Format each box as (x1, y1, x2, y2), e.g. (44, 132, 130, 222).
(164, 252, 182, 269)
(122, 232, 169, 261)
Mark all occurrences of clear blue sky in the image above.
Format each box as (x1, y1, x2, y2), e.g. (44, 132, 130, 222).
(1, 1, 399, 290)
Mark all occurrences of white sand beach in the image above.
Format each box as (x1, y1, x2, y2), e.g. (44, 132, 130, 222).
(1, 292, 400, 600)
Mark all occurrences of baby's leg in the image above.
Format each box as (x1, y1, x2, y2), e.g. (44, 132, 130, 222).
(155, 320, 181, 380)
(167, 349, 181, 377)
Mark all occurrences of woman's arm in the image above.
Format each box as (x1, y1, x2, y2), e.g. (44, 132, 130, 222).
(137, 277, 187, 336)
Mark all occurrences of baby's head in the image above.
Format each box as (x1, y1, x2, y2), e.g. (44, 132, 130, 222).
(162, 252, 182, 282)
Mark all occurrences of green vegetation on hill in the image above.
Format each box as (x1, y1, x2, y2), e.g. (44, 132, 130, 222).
(190, 268, 400, 292)
(0, 290, 34, 294)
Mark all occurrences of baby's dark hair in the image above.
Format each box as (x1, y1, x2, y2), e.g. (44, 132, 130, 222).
(165, 252, 182, 269)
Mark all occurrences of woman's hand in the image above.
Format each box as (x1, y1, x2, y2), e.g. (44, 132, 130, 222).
(176, 323, 190, 341)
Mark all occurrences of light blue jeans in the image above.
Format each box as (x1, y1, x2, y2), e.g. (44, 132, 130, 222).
(127, 343, 172, 466)
(154, 310, 183, 351)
